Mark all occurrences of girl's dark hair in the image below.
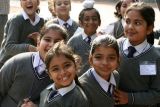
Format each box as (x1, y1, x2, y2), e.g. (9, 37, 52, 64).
(125, 2, 155, 45)
(40, 23, 68, 42)
(36, 7, 40, 14)
(90, 34, 119, 58)
(114, 0, 123, 19)
(45, 41, 81, 86)
(114, 0, 138, 19)
(79, 8, 101, 25)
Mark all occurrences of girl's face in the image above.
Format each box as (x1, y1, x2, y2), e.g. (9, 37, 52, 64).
(89, 46, 119, 81)
(124, 10, 153, 45)
(48, 54, 76, 89)
(120, 0, 134, 18)
(80, 9, 100, 36)
(37, 29, 64, 60)
(54, 0, 71, 18)
(20, 0, 39, 17)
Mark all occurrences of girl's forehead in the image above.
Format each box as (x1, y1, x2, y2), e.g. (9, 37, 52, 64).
(55, 0, 70, 2)
(122, 0, 134, 3)
(83, 9, 97, 16)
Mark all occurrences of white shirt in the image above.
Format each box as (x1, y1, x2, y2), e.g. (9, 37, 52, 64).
(22, 11, 40, 26)
(57, 17, 73, 27)
(100, 19, 125, 36)
(32, 52, 46, 75)
(92, 68, 116, 93)
(82, 31, 97, 43)
(49, 80, 76, 96)
(123, 39, 151, 57)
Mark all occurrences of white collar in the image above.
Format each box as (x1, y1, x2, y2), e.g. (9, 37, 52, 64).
(82, 31, 97, 41)
(57, 17, 73, 26)
(32, 52, 45, 69)
(91, 68, 116, 92)
(123, 39, 149, 54)
(22, 11, 40, 26)
(48, 81, 76, 96)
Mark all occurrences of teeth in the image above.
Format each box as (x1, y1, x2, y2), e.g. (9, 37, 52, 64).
(62, 77, 68, 81)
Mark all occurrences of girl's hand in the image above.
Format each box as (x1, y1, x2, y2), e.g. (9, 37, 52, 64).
(28, 32, 40, 44)
(28, 45, 37, 52)
(21, 98, 37, 107)
(113, 89, 128, 105)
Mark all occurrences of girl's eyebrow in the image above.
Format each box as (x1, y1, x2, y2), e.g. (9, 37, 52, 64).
(135, 19, 143, 22)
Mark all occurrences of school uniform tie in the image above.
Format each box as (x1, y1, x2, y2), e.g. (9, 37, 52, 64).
(127, 46, 136, 58)
(87, 36, 91, 44)
(107, 83, 115, 97)
(48, 90, 60, 102)
(63, 23, 69, 30)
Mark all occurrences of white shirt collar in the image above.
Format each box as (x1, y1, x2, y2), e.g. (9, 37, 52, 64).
(57, 17, 73, 26)
(22, 11, 40, 26)
(48, 80, 76, 96)
(32, 52, 46, 74)
(82, 31, 97, 41)
(123, 39, 150, 56)
(91, 68, 116, 92)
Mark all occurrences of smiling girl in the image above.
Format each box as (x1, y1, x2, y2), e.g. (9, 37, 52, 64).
(0, 24, 68, 107)
(0, 0, 44, 68)
(115, 2, 160, 106)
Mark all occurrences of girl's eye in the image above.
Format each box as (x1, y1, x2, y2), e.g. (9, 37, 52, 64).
(108, 56, 116, 61)
(64, 1, 70, 5)
(135, 21, 141, 25)
(56, 2, 62, 6)
(92, 17, 99, 21)
(84, 17, 90, 21)
(64, 63, 71, 69)
(94, 55, 102, 59)
(50, 67, 59, 72)
(56, 1, 70, 6)
(44, 38, 51, 42)
(125, 19, 130, 24)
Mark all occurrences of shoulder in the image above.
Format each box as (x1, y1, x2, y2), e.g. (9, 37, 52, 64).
(1, 52, 34, 72)
(10, 14, 24, 22)
(79, 70, 91, 84)
(6, 14, 25, 27)
(6, 52, 34, 64)
(149, 46, 160, 57)
(67, 34, 82, 44)
(72, 20, 79, 27)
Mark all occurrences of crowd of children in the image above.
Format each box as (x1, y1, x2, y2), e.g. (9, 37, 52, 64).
(0, 0, 160, 107)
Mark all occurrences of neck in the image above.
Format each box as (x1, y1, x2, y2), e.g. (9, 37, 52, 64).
(28, 14, 36, 22)
(58, 16, 70, 22)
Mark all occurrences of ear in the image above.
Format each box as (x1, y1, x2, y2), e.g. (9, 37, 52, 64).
(89, 55, 93, 66)
(147, 25, 154, 35)
(79, 20, 83, 27)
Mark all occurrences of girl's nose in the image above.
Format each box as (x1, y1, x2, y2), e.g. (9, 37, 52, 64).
(102, 59, 108, 65)
(128, 23, 134, 29)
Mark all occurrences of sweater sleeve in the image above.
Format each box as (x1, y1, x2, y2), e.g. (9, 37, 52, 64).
(0, 57, 17, 103)
(3, 16, 31, 56)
